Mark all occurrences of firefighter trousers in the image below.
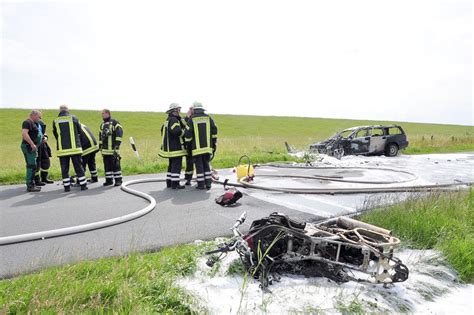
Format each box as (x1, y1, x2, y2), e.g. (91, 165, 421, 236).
(184, 151, 193, 181)
(60, 154, 86, 188)
(103, 154, 122, 183)
(82, 152, 98, 179)
(193, 154, 212, 188)
(166, 156, 183, 188)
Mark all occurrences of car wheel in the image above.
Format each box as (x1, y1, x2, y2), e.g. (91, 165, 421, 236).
(385, 143, 399, 157)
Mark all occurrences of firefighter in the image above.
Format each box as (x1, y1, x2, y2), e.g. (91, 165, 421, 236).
(21, 110, 42, 192)
(183, 106, 194, 185)
(52, 105, 88, 192)
(185, 102, 218, 190)
(99, 109, 123, 186)
(159, 103, 187, 189)
(34, 113, 53, 186)
(79, 123, 99, 183)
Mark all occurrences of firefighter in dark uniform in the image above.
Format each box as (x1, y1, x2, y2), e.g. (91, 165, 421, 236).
(34, 116, 53, 186)
(185, 102, 218, 190)
(99, 109, 123, 186)
(52, 105, 88, 192)
(183, 107, 194, 185)
(159, 103, 187, 189)
(21, 110, 42, 192)
(79, 123, 99, 183)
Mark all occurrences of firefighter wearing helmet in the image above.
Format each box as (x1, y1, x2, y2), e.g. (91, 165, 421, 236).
(159, 103, 187, 189)
(185, 102, 218, 190)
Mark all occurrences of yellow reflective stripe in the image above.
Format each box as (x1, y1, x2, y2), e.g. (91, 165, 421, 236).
(206, 118, 210, 146)
(55, 116, 77, 153)
(69, 117, 76, 151)
(159, 149, 187, 158)
(82, 124, 95, 146)
(161, 121, 168, 152)
(56, 121, 62, 152)
(193, 120, 200, 149)
(184, 137, 192, 142)
(192, 147, 213, 156)
(166, 122, 170, 153)
(102, 149, 117, 155)
(115, 137, 122, 142)
(82, 145, 99, 156)
(170, 122, 180, 130)
(57, 147, 83, 156)
(114, 123, 123, 130)
(212, 134, 218, 138)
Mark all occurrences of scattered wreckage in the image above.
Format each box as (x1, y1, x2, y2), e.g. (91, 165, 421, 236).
(206, 212, 409, 288)
(309, 125, 409, 159)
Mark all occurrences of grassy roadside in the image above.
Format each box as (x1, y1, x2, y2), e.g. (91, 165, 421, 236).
(0, 244, 208, 314)
(1, 108, 473, 184)
(361, 189, 474, 282)
(1, 191, 472, 313)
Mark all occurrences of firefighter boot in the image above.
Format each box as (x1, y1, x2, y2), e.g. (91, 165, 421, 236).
(64, 186, 71, 192)
(103, 178, 114, 186)
(166, 179, 172, 188)
(41, 171, 54, 184)
(196, 181, 206, 190)
(171, 181, 185, 190)
(27, 184, 41, 192)
(114, 178, 122, 187)
(34, 175, 46, 186)
(205, 179, 212, 190)
(90, 176, 98, 183)
(185, 180, 192, 186)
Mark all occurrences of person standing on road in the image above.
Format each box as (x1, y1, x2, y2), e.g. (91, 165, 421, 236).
(79, 123, 99, 183)
(183, 106, 194, 186)
(159, 103, 187, 189)
(185, 102, 218, 190)
(52, 105, 88, 192)
(99, 109, 123, 186)
(21, 110, 43, 192)
(34, 113, 53, 186)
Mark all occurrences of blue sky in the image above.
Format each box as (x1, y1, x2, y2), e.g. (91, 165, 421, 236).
(1, 0, 472, 125)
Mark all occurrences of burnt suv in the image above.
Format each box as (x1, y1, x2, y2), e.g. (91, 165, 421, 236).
(310, 125, 408, 158)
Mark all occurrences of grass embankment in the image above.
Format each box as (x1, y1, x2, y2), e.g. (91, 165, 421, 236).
(1, 191, 472, 313)
(362, 190, 474, 282)
(0, 244, 207, 314)
(1, 108, 473, 184)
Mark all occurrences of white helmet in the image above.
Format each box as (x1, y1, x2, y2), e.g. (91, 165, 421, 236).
(166, 103, 181, 113)
(192, 101, 205, 110)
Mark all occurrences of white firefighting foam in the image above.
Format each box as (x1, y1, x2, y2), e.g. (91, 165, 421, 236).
(178, 248, 473, 314)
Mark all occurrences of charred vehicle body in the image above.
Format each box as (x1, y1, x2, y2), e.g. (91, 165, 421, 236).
(310, 125, 409, 158)
(206, 212, 409, 288)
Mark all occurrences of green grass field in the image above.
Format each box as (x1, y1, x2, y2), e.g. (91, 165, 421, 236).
(1, 108, 472, 184)
(1, 191, 472, 313)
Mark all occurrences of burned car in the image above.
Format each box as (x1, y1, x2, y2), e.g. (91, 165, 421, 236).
(310, 125, 409, 158)
(206, 212, 408, 287)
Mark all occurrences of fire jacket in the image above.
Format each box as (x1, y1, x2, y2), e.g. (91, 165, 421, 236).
(52, 111, 83, 157)
(99, 118, 123, 155)
(184, 109, 218, 156)
(159, 114, 187, 158)
(80, 123, 99, 156)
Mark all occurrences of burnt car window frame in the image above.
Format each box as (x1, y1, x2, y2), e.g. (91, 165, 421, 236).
(371, 127, 385, 137)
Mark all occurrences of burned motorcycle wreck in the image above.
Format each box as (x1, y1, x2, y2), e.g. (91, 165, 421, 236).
(206, 212, 409, 288)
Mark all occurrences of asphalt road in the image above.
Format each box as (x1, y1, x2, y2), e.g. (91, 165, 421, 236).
(0, 176, 322, 279)
(1, 152, 472, 279)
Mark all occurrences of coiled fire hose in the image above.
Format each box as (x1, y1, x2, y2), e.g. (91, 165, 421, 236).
(1, 164, 471, 245)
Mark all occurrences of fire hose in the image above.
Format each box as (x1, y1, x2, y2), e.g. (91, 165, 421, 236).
(0, 165, 471, 245)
